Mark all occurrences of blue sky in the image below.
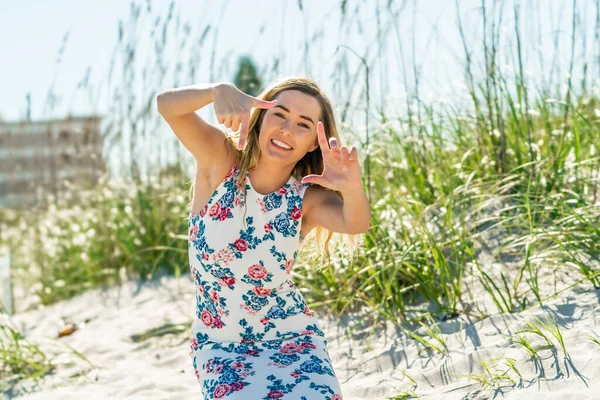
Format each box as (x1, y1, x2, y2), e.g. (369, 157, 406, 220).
(2, 0, 595, 178)
(0, 0, 466, 123)
(0, 0, 594, 124)
(1, 0, 316, 121)
(1, 0, 129, 121)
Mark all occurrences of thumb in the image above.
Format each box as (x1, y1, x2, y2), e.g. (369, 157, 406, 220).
(238, 115, 249, 145)
(301, 174, 323, 185)
(253, 97, 277, 109)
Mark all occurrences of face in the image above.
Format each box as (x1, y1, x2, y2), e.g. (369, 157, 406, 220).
(257, 90, 321, 164)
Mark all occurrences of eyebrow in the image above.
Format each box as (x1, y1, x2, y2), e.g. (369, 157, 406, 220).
(273, 105, 315, 125)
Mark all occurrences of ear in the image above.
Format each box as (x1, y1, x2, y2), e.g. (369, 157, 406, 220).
(308, 141, 319, 152)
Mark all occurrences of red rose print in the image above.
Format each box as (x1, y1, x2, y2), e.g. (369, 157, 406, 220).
(280, 343, 301, 354)
(300, 330, 314, 335)
(268, 390, 284, 398)
(277, 187, 287, 194)
(222, 276, 236, 286)
(210, 290, 220, 302)
(231, 380, 244, 391)
(332, 394, 342, 400)
(285, 259, 294, 274)
(202, 253, 210, 261)
(234, 238, 248, 251)
(260, 317, 269, 325)
(217, 207, 230, 221)
(300, 342, 317, 349)
(247, 350, 259, 356)
(214, 383, 231, 398)
(253, 286, 272, 297)
(290, 371, 302, 378)
(248, 264, 268, 279)
(264, 223, 272, 233)
(201, 309, 214, 326)
(291, 206, 302, 220)
(213, 318, 223, 328)
(257, 198, 268, 213)
(231, 361, 244, 369)
(209, 203, 221, 217)
(189, 225, 198, 240)
(199, 204, 208, 217)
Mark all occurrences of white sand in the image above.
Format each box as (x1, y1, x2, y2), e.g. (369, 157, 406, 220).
(4, 274, 600, 399)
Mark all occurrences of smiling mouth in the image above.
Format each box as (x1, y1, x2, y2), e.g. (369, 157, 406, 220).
(271, 139, 293, 150)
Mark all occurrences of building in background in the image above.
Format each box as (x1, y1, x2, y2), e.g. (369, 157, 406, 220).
(0, 116, 105, 209)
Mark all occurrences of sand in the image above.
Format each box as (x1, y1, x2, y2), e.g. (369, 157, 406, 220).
(3, 274, 600, 399)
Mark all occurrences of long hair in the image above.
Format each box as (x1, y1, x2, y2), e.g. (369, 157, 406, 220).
(192, 75, 363, 265)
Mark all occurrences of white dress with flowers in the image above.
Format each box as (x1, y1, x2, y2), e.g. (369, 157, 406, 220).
(187, 162, 343, 400)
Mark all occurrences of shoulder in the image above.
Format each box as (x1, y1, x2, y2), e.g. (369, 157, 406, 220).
(302, 184, 341, 220)
(207, 140, 239, 186)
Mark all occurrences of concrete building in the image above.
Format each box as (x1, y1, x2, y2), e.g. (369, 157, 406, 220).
(0, 116, 106, 209)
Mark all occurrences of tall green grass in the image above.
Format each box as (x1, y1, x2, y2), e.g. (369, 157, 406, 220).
(1, 167, 190, 307)
(2, 0, 600, 393)
(0, 322, 55, 393)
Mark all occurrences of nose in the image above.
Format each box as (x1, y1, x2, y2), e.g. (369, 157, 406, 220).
(280, 118, 294, 134)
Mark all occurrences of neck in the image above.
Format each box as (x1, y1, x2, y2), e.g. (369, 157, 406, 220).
(249, 158, 295, 194)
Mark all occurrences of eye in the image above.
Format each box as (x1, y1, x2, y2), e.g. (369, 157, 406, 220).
(275, 112, 285, 118)
(299, 123, 310, 129)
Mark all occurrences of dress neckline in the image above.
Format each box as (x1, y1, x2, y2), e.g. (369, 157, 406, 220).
(245, 169, 295, 196)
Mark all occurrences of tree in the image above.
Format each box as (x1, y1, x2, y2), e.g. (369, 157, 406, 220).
(233, 56, 263, 97)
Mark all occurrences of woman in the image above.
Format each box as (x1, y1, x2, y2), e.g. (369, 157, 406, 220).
(157, 76, 371, 399)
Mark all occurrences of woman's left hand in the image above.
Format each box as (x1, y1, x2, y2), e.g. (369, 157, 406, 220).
(301, 122, 363, 194)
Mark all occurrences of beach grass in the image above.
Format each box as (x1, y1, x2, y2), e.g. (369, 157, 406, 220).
(1, 0, 600, 396)
(0, 322, 55, 393)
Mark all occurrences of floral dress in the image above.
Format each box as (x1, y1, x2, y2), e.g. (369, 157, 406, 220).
(187, 162, 343, 399)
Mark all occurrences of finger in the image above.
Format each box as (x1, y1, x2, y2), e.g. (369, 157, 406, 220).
(329, 137, 338, 148)
(239, 114, 249, 140)
(340, 147, 350, 165)
(231, 116, 241, 133)
(224, 115, 233, 129)
(253, 97, 278, 109)
(301, 174, 325, 186)
(349, 146, 358, 161)
(316, 122, 331, 155)
(237, 137, 245, 151)
(217, 114, 226, 125)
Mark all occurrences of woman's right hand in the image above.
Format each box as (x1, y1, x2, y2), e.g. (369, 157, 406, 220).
(211, 83, 277, 151)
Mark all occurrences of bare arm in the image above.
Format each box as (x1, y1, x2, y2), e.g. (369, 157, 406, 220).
(156, 83, 230, 168)
(305, 187, 371, 235)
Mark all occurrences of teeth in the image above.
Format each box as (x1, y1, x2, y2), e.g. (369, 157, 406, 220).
(272, 139, 291, 149)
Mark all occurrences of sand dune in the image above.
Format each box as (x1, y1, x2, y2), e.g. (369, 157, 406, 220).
(4, 275, 600, 399)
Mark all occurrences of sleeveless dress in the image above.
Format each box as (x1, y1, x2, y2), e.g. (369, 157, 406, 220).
(187, 162, 344, 400)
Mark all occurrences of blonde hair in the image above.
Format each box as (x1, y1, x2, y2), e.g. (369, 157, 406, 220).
(190, 76, 364, 267)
